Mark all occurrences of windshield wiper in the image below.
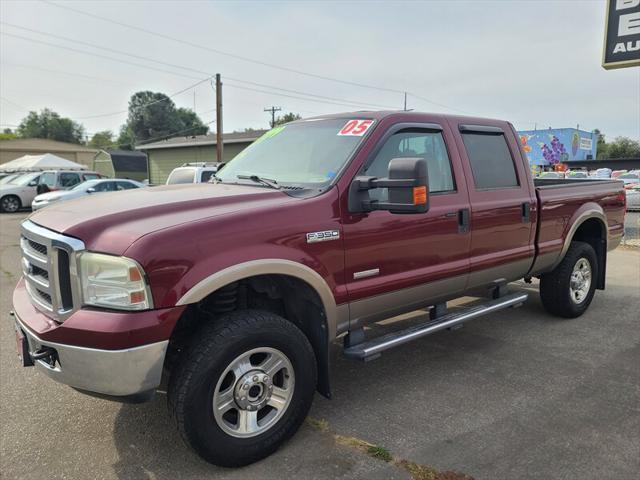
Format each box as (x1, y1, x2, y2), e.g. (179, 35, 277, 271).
(237, 174, 280, 190)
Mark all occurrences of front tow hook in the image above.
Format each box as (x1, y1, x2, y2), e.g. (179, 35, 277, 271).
(31, 347, 58, 368)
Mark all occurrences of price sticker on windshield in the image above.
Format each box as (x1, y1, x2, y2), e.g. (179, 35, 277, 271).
(338, 119, 374, 136)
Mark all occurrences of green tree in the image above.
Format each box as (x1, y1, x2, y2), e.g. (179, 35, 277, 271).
(273, 112, 301, 127)
(606, 136, 640, 158)
(88, 130, 116, 150)
(16, 108, 85, 144)
(176, 108, 209, 136)
(0, 128, 17, 141)
(119, 91, 208, 147)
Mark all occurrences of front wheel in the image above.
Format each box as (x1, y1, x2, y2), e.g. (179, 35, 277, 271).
(540, 241, 598, 318)
(0, 195, 21, 213)
(168, 310, 317, 467)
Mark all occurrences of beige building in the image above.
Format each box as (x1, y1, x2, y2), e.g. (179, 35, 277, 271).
(0, 138, 98, 168)
(136, 130, 266, 184)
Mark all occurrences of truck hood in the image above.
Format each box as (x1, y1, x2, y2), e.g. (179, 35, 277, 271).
(29, 183, 294, 254)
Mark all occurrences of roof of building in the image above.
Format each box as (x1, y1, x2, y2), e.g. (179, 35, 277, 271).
(135, 130, 268, 151)
(0, 138, 98, 153)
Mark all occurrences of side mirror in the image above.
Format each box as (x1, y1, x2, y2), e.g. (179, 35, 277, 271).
(86, 187, 96, 193)
(28, 181, 38, 187)
(349, 157, 429, 214)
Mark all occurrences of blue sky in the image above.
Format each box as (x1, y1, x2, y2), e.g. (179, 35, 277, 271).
(1, 0, 638, 141)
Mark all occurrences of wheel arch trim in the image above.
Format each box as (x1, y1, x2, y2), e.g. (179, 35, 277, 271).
(175, 259, 340, 340)
(551, 207, 607, 271)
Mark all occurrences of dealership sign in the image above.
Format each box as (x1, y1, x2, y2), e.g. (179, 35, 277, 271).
(603, 0, 640, 69)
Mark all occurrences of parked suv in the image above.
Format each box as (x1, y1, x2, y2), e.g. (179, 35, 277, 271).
(36, 170, 103, 195)
(165, 162, 222, 185)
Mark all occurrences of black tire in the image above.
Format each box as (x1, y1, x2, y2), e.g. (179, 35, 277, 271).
(540, 241, 598, 318)
(0, 195, 21, 213)
(168, 310, 317, 467)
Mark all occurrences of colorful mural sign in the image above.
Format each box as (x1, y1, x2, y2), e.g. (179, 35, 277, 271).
(517, 128, 598, 166)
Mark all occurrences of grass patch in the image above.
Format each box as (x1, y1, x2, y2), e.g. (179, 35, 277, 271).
(306, 417, 329, 432)
(309, 419, 474, 480)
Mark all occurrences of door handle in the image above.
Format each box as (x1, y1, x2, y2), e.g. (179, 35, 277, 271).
(443, 212, 457, 218)
(522, 202, 531, 223)
(458, 208, 470, 233)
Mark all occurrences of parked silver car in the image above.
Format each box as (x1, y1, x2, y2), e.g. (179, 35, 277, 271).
(32, 178, 145, 211)
(0, 172, 42, 213)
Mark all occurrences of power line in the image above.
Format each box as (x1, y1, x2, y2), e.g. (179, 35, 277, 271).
(41, 0, 404, 95)
(2, 23, 401, 112)
(135, 119, 216, 147)
(1, 21, 212, 79)
(75, 76, 214, 120)
(0, 31, 202, 81)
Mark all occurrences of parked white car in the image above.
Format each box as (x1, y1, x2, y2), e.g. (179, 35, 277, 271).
(166, 162, 222, 185)
(0, 172, 42, 213)
(32, 178, 145, 211)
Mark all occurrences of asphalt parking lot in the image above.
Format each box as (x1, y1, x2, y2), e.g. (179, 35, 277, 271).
(1, 211, 639, 480)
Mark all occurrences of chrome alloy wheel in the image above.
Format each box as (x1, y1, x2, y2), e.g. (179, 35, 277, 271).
(569, 257, 592, 304)
(212, 347, 294, 438)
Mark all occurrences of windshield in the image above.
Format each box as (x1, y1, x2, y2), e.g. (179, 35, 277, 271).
(71, 179, 101, 191)
(10, 173, 40, 186)
(619, 173, 639, 179)
(216, 119, 373, 188)
(0, 174, 19, 184)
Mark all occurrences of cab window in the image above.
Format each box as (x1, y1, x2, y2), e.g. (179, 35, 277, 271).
(363, 129, 455, 201)
(40, 172, 56, 187)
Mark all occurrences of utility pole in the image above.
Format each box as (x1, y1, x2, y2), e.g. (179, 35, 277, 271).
(216, 73, 223, 163)
(403, 92, 407, 111)
(264, 106, 281, 128)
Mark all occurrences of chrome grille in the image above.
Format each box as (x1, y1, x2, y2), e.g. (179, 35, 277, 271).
(20, 220, 85, 322)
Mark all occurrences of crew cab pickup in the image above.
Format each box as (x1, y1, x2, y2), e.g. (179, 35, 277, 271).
(11, 112, 626, 467)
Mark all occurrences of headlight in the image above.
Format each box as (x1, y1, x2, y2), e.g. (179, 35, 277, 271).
(79, 252, 153, 310)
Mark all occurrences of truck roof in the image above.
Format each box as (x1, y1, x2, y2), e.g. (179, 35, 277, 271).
(295, 110, 510, 126)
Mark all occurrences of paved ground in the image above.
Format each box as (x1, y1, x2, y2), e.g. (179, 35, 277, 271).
(1, 212, 638, 480)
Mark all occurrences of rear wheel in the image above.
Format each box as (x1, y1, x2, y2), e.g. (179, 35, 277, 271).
(168, 310, 317, 467)
(0, 195, 21, 213)
(540, 241, 598, 318)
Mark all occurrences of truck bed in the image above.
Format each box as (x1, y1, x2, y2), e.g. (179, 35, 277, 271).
(531, 177, 625, 276)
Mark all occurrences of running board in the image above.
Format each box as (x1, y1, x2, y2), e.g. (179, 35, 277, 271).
(343, 292, 528, 361)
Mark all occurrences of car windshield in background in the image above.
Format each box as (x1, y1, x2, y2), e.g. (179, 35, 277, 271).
(216, 119, 373, 188)
(167, 169, 196, 184)
(619, 173, 639, 179)
(11, 173, 40, 186)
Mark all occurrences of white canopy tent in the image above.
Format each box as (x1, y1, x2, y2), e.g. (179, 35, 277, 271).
(0, 153, 87, 172)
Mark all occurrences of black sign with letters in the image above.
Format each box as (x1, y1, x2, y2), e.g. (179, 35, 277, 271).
(603, 0, 640, 69)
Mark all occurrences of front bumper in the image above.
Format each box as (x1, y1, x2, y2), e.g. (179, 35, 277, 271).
(12, 278, 185, 399)
(13, 310, 168, 398)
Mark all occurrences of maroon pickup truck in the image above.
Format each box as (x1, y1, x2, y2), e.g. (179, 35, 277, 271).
(11, 111, 626, 466)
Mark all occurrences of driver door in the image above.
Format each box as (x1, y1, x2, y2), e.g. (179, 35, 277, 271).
(342, 123, 471, 328)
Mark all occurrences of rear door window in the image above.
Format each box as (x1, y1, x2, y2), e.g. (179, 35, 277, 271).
(83, 173, 101, 181)
(461, 132, 519, 189)
(116, 181, 137, 190)
(59, 172, 81, 188)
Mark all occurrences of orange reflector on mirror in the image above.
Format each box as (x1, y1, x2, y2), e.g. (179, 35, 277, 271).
(413, 186, 427, 205)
